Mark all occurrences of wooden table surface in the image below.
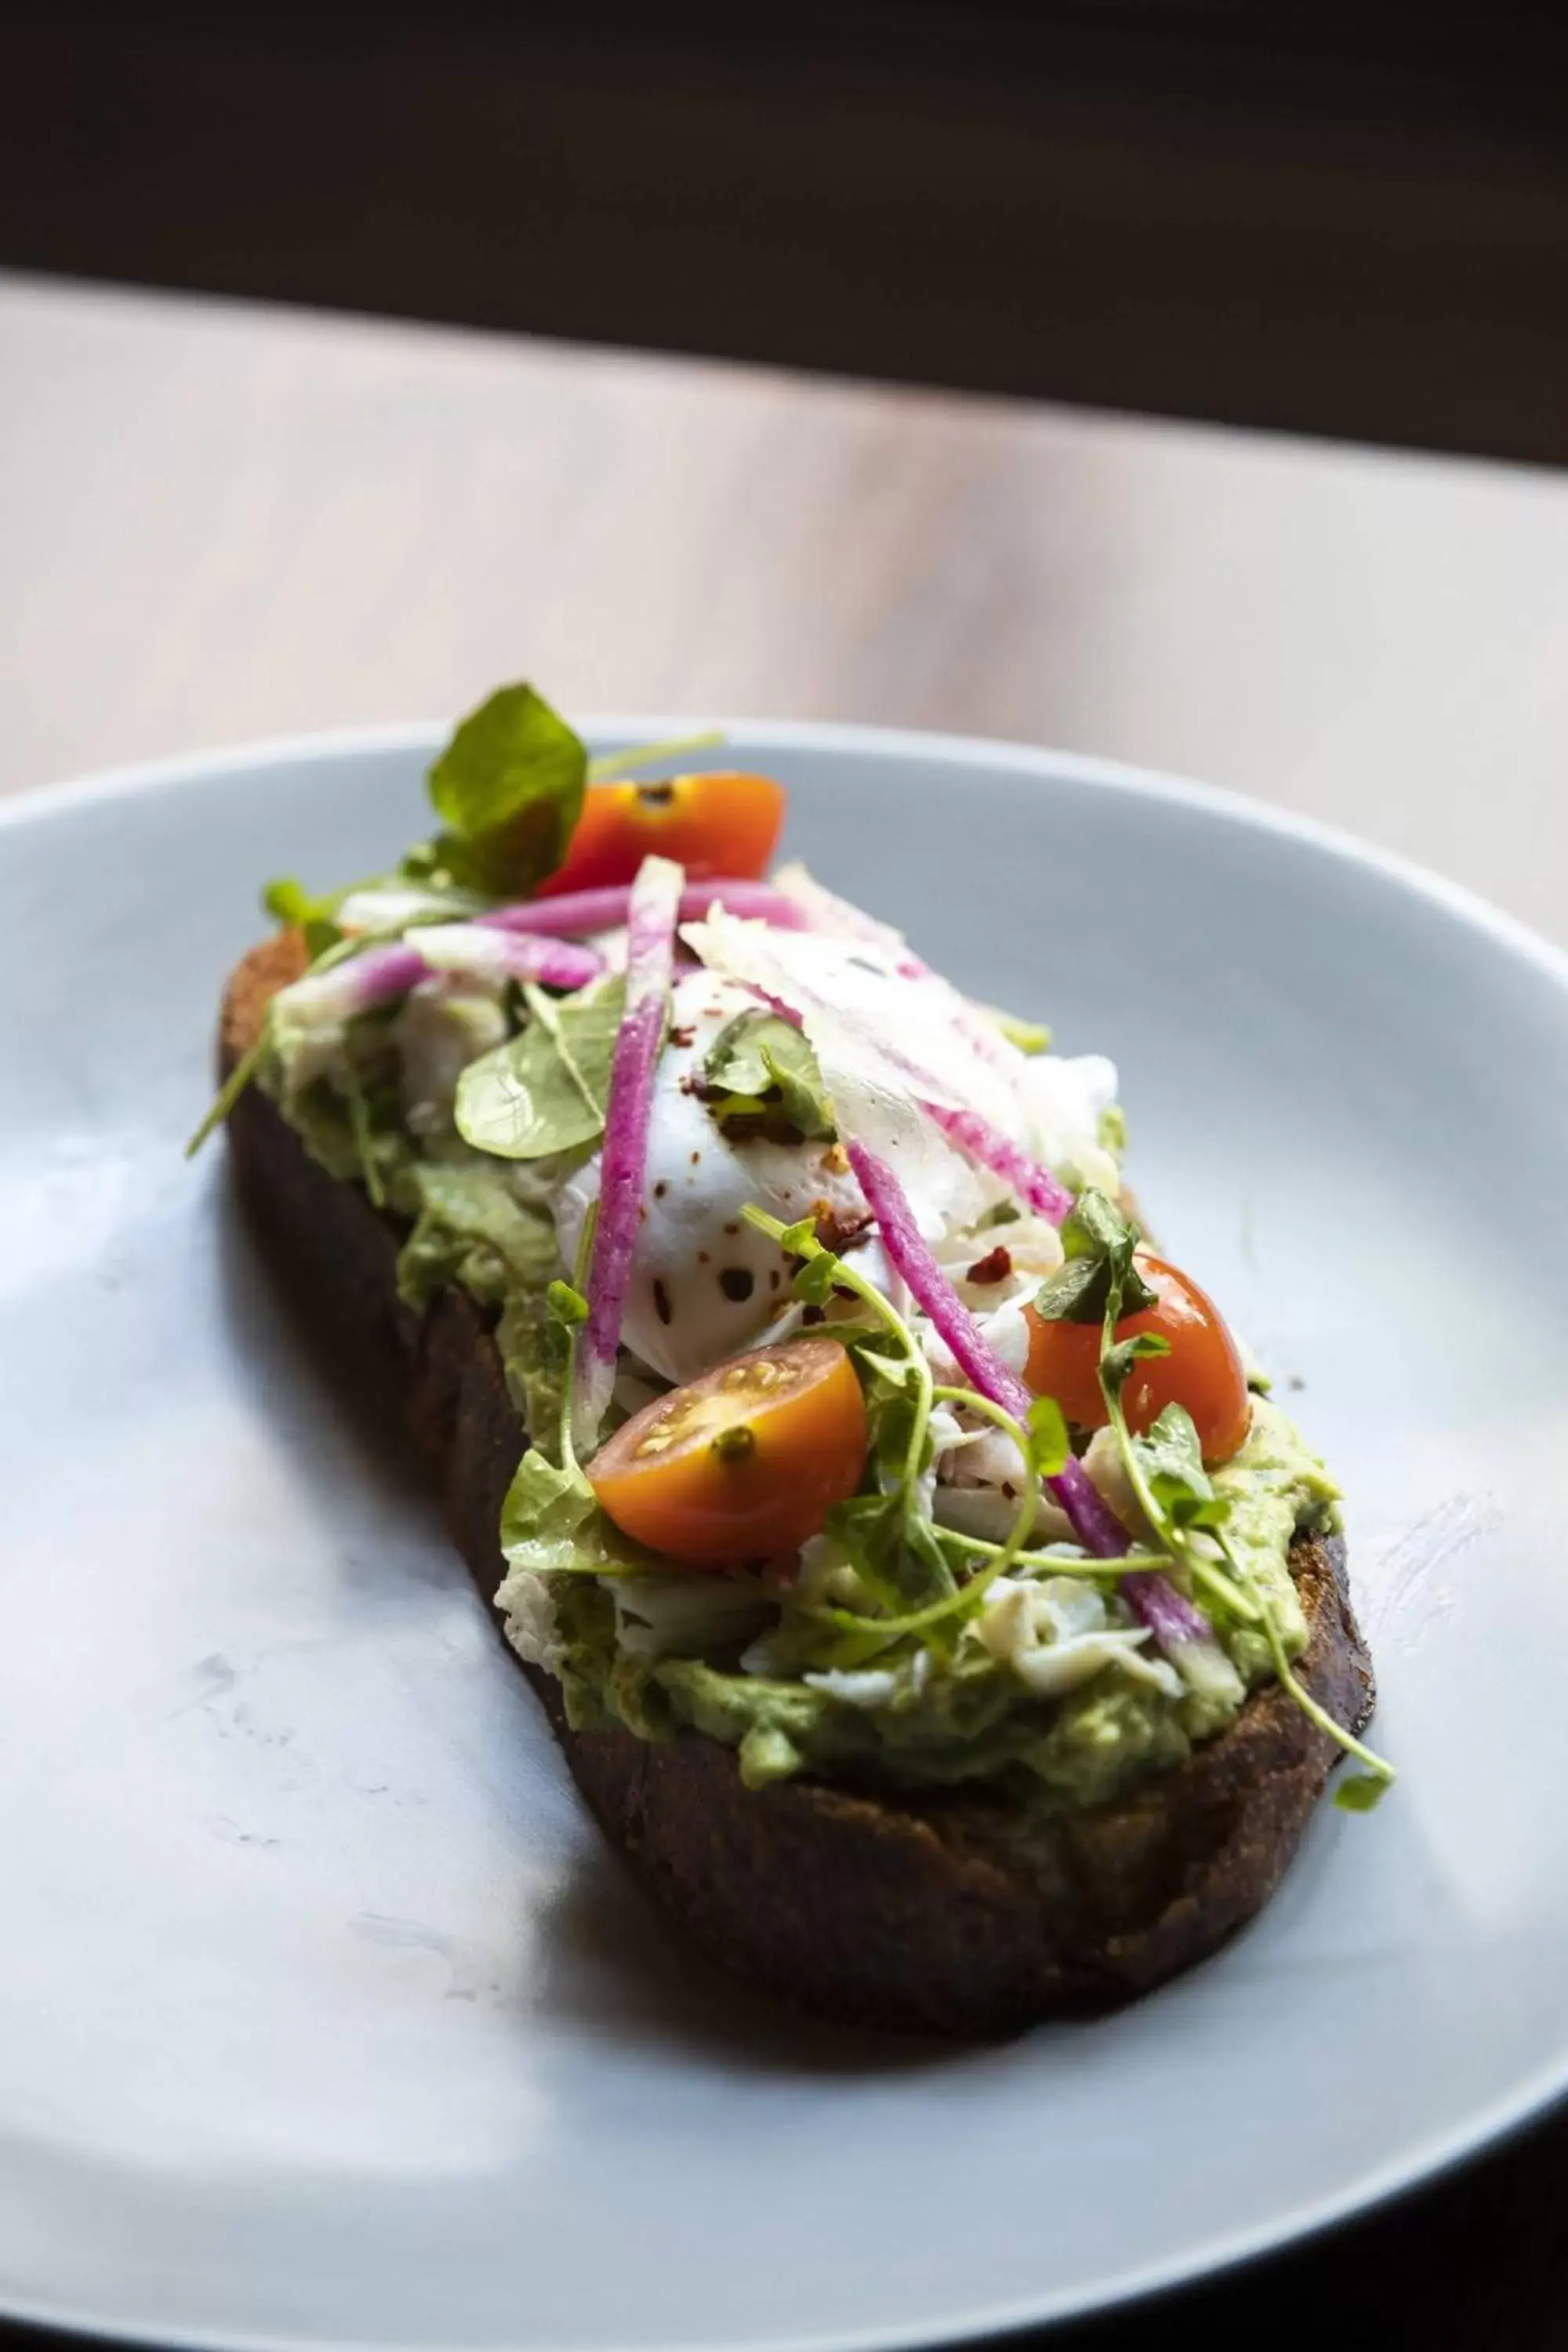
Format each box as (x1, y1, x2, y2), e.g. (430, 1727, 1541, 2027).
(4, 268, 1568, 2349)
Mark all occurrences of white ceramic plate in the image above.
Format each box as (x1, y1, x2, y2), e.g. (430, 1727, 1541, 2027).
(2, 720, 1566, 2352)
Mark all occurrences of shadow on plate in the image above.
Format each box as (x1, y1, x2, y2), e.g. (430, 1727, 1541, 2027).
(211, 1173, 964, 2080)
(524, 1836, 961, 2078)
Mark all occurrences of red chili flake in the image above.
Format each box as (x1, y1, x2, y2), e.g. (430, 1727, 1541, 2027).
(966, 1245, 1013, 1285)
(670, 1025, 696, 1048)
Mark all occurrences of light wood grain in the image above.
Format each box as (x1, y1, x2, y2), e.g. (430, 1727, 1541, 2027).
(3, 270, 1566, 949)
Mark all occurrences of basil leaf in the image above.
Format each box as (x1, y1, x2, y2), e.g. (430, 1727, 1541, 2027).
(703, 1011, 835, 1139)
(456, 977, 626, 1160)
(426, 683, 587, 894)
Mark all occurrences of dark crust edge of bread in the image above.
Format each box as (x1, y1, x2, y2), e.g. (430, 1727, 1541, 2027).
(220, 935, 1376, 2039)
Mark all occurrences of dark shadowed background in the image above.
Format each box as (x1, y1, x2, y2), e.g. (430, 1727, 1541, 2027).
(2, 0, 1567, 463)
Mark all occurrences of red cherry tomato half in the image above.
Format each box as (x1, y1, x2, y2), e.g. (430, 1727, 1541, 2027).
(1023, 1253, 1251, 1466)
(588, 1337, 868, 1567)
(536, 771, 786, 898)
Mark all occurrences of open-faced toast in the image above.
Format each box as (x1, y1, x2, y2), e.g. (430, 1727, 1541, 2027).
(222, 932, 1374, 2038)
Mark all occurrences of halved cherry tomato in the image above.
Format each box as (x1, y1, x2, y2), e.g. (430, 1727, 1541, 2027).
(1023, 1253, 1251, 1466)
(589, 1336, 868, 1566)
(536, 771, 786, 898)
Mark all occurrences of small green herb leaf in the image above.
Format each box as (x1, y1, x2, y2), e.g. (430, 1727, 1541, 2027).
(1101, 1328, 1172, 1396)
(456, 977, 626, 1160)
(1025, 1395, 1069, 1479)
(1334, 1771, 1392, 1813)
(546, 1279, 590, 1327)
(1033, 1187, 1158, 1325)
(263, 875, 343, 958)
(426, 683, 588, 894)
(981, 1005, 1051, 1054)
(1131, 1402, 1230, 1533)
(1032, 1253, 1111, 1326)
(703, 1011, 834, 1138)
(793, 1250, 840, 1308)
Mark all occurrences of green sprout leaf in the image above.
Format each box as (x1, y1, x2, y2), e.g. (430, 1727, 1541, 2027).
(1334, 1772, 1390, 1813)
(1025, 1395, 1069, 1479)
(1033, 1187, 1158, 1326)
(262, 875, 343, 958)
(425, 682, 588, 895)
(1131, 1402, 1231, 1534)
(792, 1249, 840, 1308)
(1101, 1327, 1171, 1397)
(702, 1011, 834, 1138)
(455, 978, 626, 1160)
(546, 1279, 590, 1328)
(981, 1005, 1051, 1054)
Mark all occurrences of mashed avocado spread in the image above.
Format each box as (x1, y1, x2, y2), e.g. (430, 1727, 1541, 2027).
(526, 1399, 1336, 1805)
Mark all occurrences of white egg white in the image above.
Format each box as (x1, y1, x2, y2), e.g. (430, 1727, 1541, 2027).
(552, 974, 872, 1385)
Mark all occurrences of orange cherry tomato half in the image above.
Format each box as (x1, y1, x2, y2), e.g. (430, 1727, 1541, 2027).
(1023, 1253, 1251, 1467)
(588, 1336, 869, 1567)
(536, 771, 786, 897)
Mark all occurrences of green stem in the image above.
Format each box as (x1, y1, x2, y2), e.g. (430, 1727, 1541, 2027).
(1094, 1279, 1262, 1624)
(742, 1200, 941, 1544)
(587, 728, 726, 780)
(1221, 1526, 1395, 1785)
(340, 1034, 387, 1209)
(931, 1529, 1174, 1577)
(184, 1032, 269, 1158)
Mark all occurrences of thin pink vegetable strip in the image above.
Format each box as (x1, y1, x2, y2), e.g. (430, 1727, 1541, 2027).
(920, 1103, 1073, 1225)
(844, 1140, 1127, 1558)
(730, 900, 1221, 1667)
(284, 940, 427, 1018)
(851, 1151, 1233, 1671)
(574, 855, 685, 1445)
(281, 928, 601, 1021)
(479, 878, 806, 940)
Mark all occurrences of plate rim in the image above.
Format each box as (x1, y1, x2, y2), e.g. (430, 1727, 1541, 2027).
(6, 706, 1568, 1011)
(5, 713, 1568, 2352)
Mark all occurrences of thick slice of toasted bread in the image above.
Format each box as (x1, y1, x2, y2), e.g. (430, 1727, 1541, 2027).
(220, 936, 1374, 2037)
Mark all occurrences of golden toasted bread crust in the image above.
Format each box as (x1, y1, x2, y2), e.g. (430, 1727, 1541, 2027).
(221, 938, 1374, 2036)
